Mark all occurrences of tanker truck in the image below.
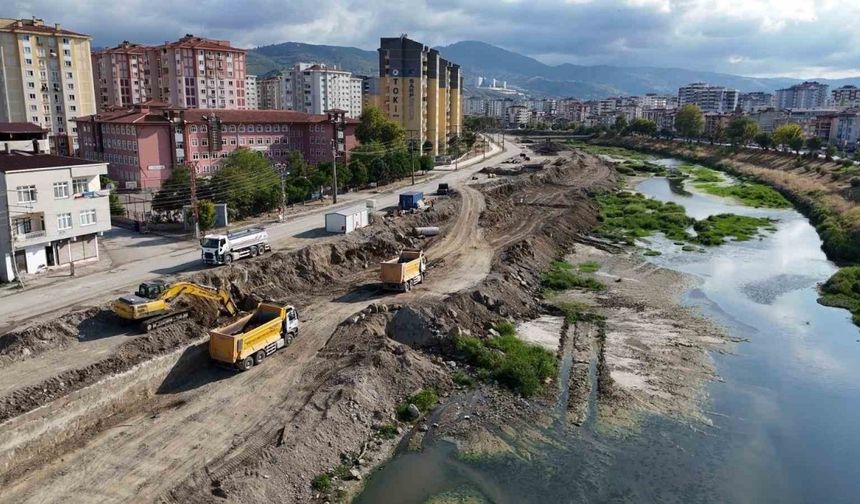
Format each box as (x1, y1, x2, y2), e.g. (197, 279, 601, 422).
(201, 227, 271, 265)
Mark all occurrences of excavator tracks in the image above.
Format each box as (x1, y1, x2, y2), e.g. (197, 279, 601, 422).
(141, 310, 190, 332)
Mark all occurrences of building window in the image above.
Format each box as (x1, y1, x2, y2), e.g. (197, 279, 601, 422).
(80, 209, 97, 226)
(72, 177, 89, 194)
(191, 138, 198, 146)
(192, 153, 199, 160)
(53, 181, 70, 199)
(57, 213, 73, 230)
(17, 185, 37, 203)
(190, 125, 197, 132)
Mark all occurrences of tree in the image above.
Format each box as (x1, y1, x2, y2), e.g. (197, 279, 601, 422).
(419, 154, 434, 173)
(772, 123, 804, 153)
(726, 117, 759, 148)
(628, 118, 657, 137)
(805, 137, 823, 156)
(152, 164, 192, 212)
(209, 149, 280, 218)
(675, 104, 704, 141)
(825, 145, 837, 161)
(349, 159, 368, 187)
(100, 175, 125, 216)
(613, 115, 628, 134)
(369, 157, 389, 184)
(708, 124, 726, 145)
(355, 106, 405, 145)
(197, 199, 216, 231)
(754, 132, 774, 151)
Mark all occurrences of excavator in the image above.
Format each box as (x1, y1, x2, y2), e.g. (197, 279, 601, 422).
(112, 280, 240, 332)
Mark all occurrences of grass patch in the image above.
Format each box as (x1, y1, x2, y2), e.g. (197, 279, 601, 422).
(311, 473, 332, 493)
(453, 325, 557, 397)
(819, 266, 860, 327)
(643, 249, 662, 256)
(693, 214, 776, 245)
(577, 261, 601, 273)
(541, 260, 605, 292)
(452, 370, 476, 387)
(694, 181, 791, 208)
(378, 423, 399, 439)
(396, 388, 439, 421)
(597, 191, 776, 246)
(557, 301, 591, 323)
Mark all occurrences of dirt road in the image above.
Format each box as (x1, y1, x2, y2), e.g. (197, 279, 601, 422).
(0, 175, 498, 503)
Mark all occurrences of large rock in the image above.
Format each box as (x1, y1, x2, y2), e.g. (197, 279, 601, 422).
(386, 306, 446, 350)
(406, 403, 421, 419)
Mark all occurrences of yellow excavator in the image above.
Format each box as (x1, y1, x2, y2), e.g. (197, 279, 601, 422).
(112, 280, 240, 332)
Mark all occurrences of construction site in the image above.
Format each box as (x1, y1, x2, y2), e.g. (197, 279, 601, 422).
(0, 144, 731, 503)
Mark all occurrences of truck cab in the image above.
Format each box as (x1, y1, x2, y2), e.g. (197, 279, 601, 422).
(201, 234, 229, 264)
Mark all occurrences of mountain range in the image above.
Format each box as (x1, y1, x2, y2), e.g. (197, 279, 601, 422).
(247, 40, 860, 99)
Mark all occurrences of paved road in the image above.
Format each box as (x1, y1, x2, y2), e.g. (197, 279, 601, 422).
(0, 139, 519, 332)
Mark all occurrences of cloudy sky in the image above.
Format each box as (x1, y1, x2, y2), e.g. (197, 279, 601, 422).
(9, 0, 860, 78)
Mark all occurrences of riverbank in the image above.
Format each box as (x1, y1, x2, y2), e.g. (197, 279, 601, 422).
(592, 137, 860, 326)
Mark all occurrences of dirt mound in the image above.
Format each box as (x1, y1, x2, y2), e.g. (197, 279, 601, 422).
(532, 141, 568, 155)
(0, 307, 98, 367)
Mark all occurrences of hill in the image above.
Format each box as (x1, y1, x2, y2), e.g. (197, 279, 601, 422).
(245, 40, 860, 99)
(247, 42, 377, 76)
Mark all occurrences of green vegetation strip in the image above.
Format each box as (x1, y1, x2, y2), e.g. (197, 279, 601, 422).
(396, 388, 439, 421)
(453, 322, 557, 397)
(596, 192, 776, 246)
(819, 266, 860, 326)
(541, 260, 605, 292)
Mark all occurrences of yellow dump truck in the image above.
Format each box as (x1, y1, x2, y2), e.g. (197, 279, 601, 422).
(209, 302, 299, 371)
(380, 248, 426, 292)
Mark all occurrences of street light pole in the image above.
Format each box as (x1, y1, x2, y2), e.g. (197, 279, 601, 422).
(327, 109, 346, 205)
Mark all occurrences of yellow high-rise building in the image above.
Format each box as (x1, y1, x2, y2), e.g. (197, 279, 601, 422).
(374, 36, 462, 157)
(0, 17, 96, 155)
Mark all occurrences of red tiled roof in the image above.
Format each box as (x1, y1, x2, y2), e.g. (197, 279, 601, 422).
(181, 109, 359, 125)
(162, 35, 244, 53)
(0, 152, 101, 172)
(0, 19, 87, 38)
(0, 122, 47, 134)
(94, 42, 150, 55)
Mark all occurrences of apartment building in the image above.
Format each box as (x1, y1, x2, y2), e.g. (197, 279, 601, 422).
(245, 75, 258, 109)
(257, 74, 284, 110)
(372, 36, 463, 156)
(0, 148, 110, 281)
(738, 92, 774, 113)
(76, 102, 358, 189)
(832, 86, 860, 108)
(678, 83, 739, 113)
(830, 110, 860, 151)
(91, 41, 151, 111)
(146, 35, 247, 110)
(281, 63, 363, 118)
(0, 17, 97, 155)
(775, 81, 829, 110)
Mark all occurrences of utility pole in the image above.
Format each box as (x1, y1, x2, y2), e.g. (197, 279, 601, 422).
(277, 163, 287, 221)
(189, 162, 199, 240)
(408, 130, 416, 185)
(6, 214, 24, 288)
(327, 109, 346, 204)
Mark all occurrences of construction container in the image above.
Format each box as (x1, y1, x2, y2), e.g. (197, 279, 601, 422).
(399, 191, 424, 210)
(413, 226, 440, 237)
(325, 207, 369, 234)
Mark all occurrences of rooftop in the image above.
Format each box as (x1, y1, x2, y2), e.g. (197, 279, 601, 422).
(0, 122, 47, 135)
(0, 152, 102, 172)
(162, 34, 244, 53)
(181, 109, 359, 124)
(0, 17, 87, 38)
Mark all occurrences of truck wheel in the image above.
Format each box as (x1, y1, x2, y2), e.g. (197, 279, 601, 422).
(254, 350, 266, 365)
(250, 246, 258, 257)
(238, 356, 254, 371)
(224, 254, 233, 265)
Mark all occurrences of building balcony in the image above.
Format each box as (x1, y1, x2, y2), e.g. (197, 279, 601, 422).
(14, 229, 48, 246)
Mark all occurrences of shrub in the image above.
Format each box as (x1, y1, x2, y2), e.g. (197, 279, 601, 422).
(454, 328, 557, 397)
(396, 388, 438, 420)
(541, 261, 605, 291)
(851, 177, 860, 188)
(819, 266, 860, 327)
(577, 261, 601, 273)
(378, 423, 399, 439)
(452, 371, 476, 387)
(311, 474, 332, 493)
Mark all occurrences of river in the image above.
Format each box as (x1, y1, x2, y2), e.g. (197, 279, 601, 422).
(356, 158, 860, 504)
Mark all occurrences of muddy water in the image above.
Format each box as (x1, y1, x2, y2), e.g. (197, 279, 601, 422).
(356, 161, 860, 504)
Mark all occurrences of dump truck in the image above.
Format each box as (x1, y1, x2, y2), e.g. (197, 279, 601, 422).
(201, 227, 271, 265)
(112, 280, 239, 332)
(380, 249, 426, 292)
(209, 302, 299, 371)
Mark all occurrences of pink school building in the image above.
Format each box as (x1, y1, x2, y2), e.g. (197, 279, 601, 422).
(75, 101, 357, 189)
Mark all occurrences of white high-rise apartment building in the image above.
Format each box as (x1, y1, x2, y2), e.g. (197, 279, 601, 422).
(0, 17, 97, 155)
(281, 63, 363, 118)
(245, 74, 258, 109)
(678, 83, 739, 113)
(775, 81, 829, 110)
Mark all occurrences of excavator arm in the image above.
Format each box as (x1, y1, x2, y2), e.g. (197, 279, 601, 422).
(157, 281, 239, 316)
